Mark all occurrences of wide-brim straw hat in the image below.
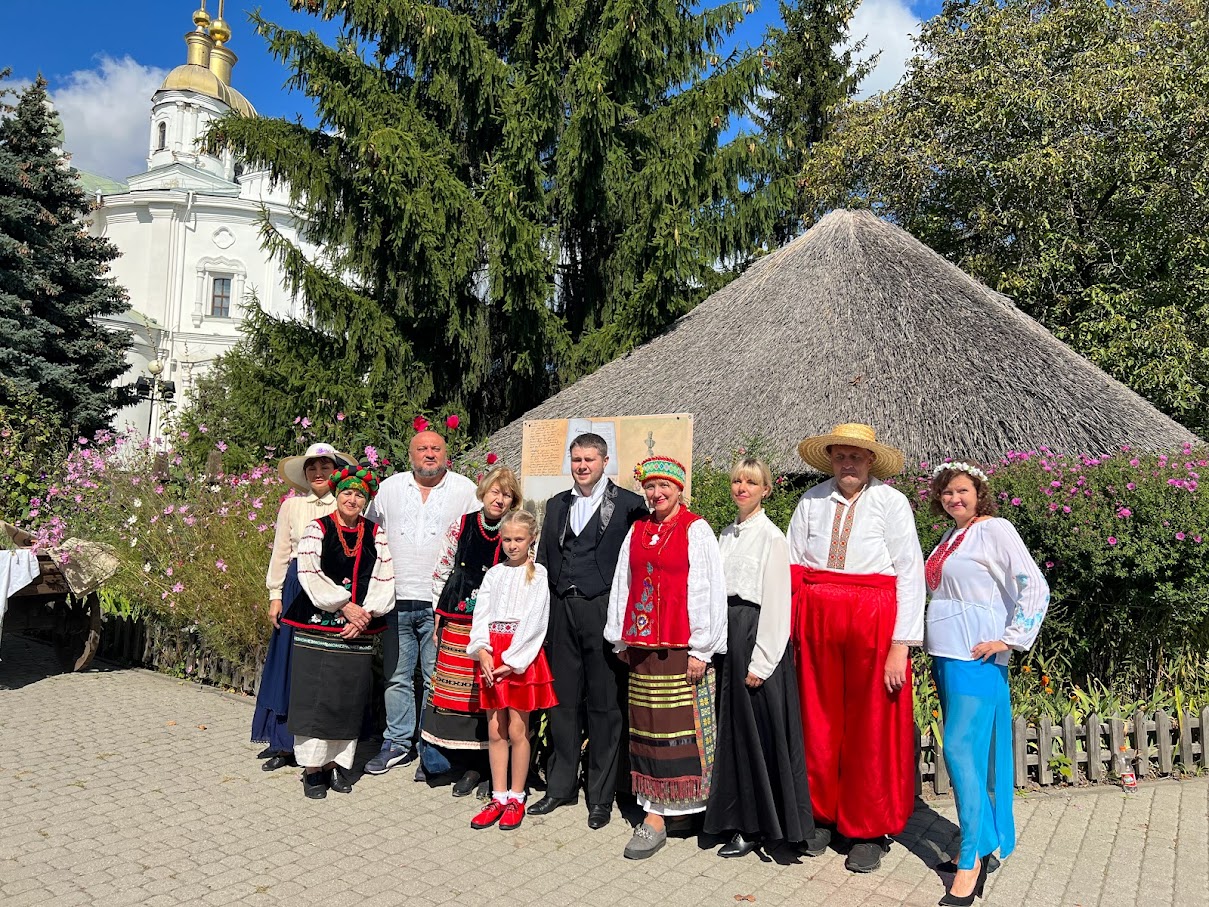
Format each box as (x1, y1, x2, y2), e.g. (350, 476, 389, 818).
(797, 423, 905, 480)
(278, 442, 356, 494)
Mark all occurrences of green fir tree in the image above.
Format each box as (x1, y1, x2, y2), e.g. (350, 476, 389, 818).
(0, 74, 132, 435)
(757, 0, 872, 242)
(204, 0, 775, 433)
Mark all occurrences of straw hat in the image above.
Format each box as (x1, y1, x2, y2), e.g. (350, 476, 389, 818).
(278, 442, 356, 494)
(797, 423, 905, 479)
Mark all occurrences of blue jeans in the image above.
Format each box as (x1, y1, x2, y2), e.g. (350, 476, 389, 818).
(382, 600, 436, 746)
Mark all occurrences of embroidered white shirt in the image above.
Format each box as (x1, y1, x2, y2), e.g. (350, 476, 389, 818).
(295, 520, 397, 617)
(719, 510, 792, 680)
(265, 492, 338, 603)
(786, 477, 926, 645)
(569, 477, 609, 536)
(365, 470, 480, 602)
(925, 518, 1049, 666)
(605, 517, 729, 662)
(466, 562, 551, 672)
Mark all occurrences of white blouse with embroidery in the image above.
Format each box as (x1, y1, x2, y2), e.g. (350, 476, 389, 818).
(718, 510, 792, 680)
(466, 562, 551, 672)
(925, 517, 1049, 666)
(295, 519, 397, 617)
(786, 477, 926, 646)
(265, 492, 338, 603)
(604, 516, 729, 662)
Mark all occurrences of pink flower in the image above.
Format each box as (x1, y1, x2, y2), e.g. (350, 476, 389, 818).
(1045, 561, 1054, 568)
(1010, 497, 1022, 506)
(336, 412, 346, 422)
(199, 424, 208, 434)
(364, 445, 380, 466)
(1126, 482, 1136, 491)
(1116, 507, 1131, 518)
(446, 414, 461, 430)
(165, 567, 173, 577)
(301, 417, 312, 428)
(486, 452, 499, 466)
(293, 416, 301, 425)
(1107, 536, 1118, 546)
(413, 416, 430, 432)
(78, 437, 88, 446)
(217, 441, 228, 452)
(1196, 536, 1203, 544)
(1176, 532, 1186, 541)
(216, 560, 227, 572)
(172, 582, 184, 593)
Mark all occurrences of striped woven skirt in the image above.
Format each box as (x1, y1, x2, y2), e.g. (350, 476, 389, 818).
(420, 618, 489, 751)
(627, 647, 717, 815)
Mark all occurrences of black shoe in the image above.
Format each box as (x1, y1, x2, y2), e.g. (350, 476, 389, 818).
(302, 771, 328, 799)
(718, 832, 760, 858)
(452, 770, 481, 797)
(255, 745, 275, 759)
(261, 753, 296, 772)
(938, 857, 988, 906)
(329, 767, 353, 794)
(845, 839, 887, 873)
(937, 854, 1000, 875)
(801, 826, 832, 857)
(587, 804, 612, 830)
(528, 795, 578, 816)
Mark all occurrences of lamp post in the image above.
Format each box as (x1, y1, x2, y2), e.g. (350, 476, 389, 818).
(131, 359, 175, 439)
(145, 359, 163, 436)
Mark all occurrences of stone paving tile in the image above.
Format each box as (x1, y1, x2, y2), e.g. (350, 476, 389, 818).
(3, 634, 1209, 906)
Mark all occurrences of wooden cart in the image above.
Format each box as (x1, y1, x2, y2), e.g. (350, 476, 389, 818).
(5, 553, 103, 671)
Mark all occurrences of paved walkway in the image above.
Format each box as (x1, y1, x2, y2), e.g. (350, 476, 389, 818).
(1, 635, 1206, 907)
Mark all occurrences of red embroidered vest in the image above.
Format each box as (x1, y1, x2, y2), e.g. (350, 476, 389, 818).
(621, 510, 702, 649)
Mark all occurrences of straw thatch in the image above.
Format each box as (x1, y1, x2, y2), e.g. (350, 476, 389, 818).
(483, 209, 1198, 473)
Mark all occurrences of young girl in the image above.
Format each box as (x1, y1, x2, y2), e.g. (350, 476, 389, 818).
(465, 510, 558, 830)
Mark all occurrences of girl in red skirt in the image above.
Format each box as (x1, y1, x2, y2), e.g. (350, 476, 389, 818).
(466, 510, 557, 830)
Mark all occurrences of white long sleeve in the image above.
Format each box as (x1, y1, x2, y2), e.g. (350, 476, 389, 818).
(466, 563, 551, 672)
(786, 478, 925, 646)
(719, 511, 792, 679)
(993, 521, 1049, 651)
(265, 493, 337, 602)
(686, 519, 729, 662)
(362, 525, 397, 616)
(604, 527, 635, 649)
(431, 517, 464, 606)
(295, 520, 349, 613)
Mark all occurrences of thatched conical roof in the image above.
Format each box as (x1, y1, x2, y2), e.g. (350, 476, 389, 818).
(484, 209, 1197, 474)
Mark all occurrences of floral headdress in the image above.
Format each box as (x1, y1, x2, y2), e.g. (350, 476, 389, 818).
(329, 465, 380, 499)
(634, 456, 687, 489)
(932, 461, 989, 483)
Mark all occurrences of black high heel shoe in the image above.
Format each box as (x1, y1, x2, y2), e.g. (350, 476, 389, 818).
(938, 856, 988, 905)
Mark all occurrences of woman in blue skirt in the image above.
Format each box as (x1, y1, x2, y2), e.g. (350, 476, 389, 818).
(252, 442, 354, 771)
(925, 462, 1049, 905)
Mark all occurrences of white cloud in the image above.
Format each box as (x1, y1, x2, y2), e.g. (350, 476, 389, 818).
(846, 0, 923, 97)
(50, 55, 167, 181)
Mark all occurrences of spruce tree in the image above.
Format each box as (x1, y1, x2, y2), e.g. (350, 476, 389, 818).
(757, 1, 871, 242)
(0, 74, 132, 435)
(206, 0, 773, 431)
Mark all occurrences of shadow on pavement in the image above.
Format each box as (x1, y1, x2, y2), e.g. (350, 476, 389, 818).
(0, 633, 120, 691)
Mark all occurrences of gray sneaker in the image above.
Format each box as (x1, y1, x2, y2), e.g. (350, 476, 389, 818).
(364, 740, 409, 775)
(623, 823, 667, 860)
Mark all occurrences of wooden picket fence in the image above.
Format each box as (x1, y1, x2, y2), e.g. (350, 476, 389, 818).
(97, 614, 1206, 795)
(98, 615, 263, 695)
(916, 708, 1209, 796)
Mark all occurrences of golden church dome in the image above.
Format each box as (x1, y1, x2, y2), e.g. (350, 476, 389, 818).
(158, 64, 256, 117)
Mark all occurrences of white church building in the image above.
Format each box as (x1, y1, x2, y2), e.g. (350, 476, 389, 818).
(91, 4, 311, 438)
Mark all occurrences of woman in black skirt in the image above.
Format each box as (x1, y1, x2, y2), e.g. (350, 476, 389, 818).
(284, 465, 395, 799)
(704, 457, 813, 857)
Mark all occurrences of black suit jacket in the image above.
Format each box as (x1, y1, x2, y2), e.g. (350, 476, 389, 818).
(537, 480, 648, 593)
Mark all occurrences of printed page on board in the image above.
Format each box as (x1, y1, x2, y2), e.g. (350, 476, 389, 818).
(521, 414, 694, 518)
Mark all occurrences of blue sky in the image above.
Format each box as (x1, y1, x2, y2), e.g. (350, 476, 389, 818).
(1, 0, 942, 181)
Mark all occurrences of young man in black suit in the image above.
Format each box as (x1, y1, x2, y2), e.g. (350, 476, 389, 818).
(530, 433, 647, 829)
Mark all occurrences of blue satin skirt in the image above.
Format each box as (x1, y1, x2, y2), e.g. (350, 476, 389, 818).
(250, 559, 302, 753)
(933, 656, 1016, 870)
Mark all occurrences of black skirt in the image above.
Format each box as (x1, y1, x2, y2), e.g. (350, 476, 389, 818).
(287, 629, 374, 741)
(703, 598, 814, 843)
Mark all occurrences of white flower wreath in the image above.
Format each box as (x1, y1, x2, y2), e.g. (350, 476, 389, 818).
(932, 461, 989, 482)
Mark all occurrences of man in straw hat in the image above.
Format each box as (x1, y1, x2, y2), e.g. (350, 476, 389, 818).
(787, 423, 925, 873)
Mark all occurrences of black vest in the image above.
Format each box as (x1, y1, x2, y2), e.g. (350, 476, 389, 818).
(282, 514, 387, 634)
(557, 505, 607, 597)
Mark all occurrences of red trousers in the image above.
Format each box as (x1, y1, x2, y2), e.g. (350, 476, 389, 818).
(791, 566, 914, 839)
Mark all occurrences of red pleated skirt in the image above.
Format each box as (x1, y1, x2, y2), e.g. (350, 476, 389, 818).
(479, 626, 558, 712)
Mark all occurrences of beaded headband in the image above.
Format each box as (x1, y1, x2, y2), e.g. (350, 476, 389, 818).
(634, 456, 687, 489)
(932, 461, 989, 483)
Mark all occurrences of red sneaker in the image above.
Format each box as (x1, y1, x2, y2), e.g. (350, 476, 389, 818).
(471, 800, 506, 829)
(499, 799, 526, 831)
